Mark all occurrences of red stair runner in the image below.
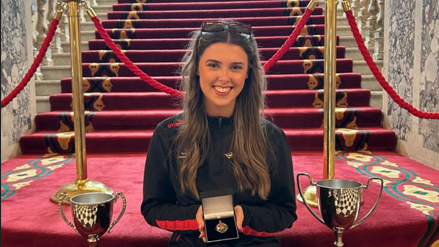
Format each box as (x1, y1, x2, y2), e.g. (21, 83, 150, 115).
(19, 0, 397, 154)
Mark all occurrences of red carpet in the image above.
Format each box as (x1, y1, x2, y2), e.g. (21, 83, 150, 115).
(1, 152, 438, 246)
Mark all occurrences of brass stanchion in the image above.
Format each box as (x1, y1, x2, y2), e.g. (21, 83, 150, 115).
(297, 0, 338, 207)
(51, 0, 112, 204)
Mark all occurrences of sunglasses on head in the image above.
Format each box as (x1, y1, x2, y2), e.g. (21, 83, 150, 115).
(201, 21, 252, 38)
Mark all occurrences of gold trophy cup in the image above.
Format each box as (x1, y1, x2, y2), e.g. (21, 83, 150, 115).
(297, 173, 383, 247)
(58, 192, 126, 247)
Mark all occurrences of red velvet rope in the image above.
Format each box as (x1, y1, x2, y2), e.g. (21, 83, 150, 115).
(1, 8, 315, 106)
(263, 8, 313, 72)
(345, 10, 439, 119)
(91, 16, 184, 98)
(92, 9, 313, 96)
(1, 19, 60, 108)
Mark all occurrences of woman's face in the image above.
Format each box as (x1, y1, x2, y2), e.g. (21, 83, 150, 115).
(198, 42, 248, 117)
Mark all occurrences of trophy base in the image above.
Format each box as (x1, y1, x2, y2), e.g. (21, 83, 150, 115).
(50, 179, 113, 204)
(296, 184, 318, 207)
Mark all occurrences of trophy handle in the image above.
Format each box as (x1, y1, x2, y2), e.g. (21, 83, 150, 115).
(107, 191, 127, 233)
(296, 173, 325, 225)
(352, 177, 384, 229)
(58, 193, 79, 234)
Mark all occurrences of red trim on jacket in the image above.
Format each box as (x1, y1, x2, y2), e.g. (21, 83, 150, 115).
(156, 219, 198, 231)
(241, 225, 278, 237)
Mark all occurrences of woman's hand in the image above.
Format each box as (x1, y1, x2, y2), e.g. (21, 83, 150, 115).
(196, 206, 206, 242)
(234, 205, 244, 232)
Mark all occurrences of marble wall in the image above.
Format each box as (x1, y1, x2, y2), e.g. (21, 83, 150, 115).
(1, 0, 36, 162)
(419, 0, 439, 153)
(384, 0, 439, 169)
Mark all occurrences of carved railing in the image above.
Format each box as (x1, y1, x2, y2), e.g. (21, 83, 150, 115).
(341, 0, 384, 60)
(32, 0, 99, 80)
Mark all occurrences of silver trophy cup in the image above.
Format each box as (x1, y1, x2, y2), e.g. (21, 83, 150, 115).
(297, 173, 383, 247)
(58, 192, 126, 247)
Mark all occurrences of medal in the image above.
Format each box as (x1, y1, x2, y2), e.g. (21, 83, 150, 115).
(215, 220, 229, 234)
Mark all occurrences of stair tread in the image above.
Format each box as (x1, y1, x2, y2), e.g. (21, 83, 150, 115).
(37, 106, 382, 116)
(112, 1, 311, 10)
(80, 58, 354, 65)
(23, 127, 394, 136)
(108, 7, 323, 14)
(49, 88, 371, 97)
(99, 24, 326, 31)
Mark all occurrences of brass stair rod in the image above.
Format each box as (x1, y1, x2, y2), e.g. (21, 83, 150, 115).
(323, 0, 338, 180)
(51, 0, 112, 203)
(297, 0, 338, 207)
(69, 0, 88, 182)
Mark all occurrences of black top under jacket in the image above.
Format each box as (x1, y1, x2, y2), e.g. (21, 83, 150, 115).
(141, 114, 297, 247)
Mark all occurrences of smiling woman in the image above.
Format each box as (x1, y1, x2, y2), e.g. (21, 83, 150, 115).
(141, 20, 297, 247)
(198, 42, 248, 117)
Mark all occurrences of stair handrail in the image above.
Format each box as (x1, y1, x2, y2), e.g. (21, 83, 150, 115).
(1, 4, 63, 109)
(342, 1, 439, 119)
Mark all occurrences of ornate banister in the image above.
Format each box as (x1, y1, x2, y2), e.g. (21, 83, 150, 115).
(373, 0, 384, 60)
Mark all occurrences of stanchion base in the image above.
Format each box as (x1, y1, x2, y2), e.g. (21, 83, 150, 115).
(297, 185, 318, 207)
(50, 179, 113, 204)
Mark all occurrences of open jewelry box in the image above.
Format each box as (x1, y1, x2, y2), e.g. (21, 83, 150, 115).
(201, 190, 239, 243)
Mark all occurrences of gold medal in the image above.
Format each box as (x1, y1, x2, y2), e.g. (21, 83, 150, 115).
(215, 220, 229, 234)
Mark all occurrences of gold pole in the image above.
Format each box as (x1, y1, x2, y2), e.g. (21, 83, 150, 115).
(297, 0, 338, 207)
(323, 0, 337, 180)
(51, 0, 112, 204)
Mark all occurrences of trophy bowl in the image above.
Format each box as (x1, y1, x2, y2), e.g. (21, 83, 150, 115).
(58, 192, 126, 247)
(297, 173, 383, 247)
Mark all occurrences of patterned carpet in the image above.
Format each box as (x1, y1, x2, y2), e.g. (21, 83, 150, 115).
(1, 151, 438, 246)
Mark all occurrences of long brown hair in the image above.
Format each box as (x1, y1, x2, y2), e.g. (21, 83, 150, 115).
(174, 21, 272, 200)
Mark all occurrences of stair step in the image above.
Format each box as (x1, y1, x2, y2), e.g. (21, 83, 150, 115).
(79, 15, 349, 31)
(107, 7, 324, 19)
(113, 1, 312, 11)
(94, 25, 327, 40)
(36, 96, 50, 113)
(88, 35, 337, 50)
(76, 59, 354, 78)
(48, 89, 371, 111)
(52, 46, 373, 65)
(353, 60, 383, 75)
(79, 46, 345, 63)
(59, 73, 363, 93)
(61, 41, 90, 53)
(34, 107, 382, 131)
(99, 16, 325, 29)
(89, 5, 113, 16)
(35, 80, 62, 96)
(19, 127, 396, 154)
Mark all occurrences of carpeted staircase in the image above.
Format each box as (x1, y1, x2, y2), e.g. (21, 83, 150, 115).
(21, 0, 397, 155)
(4, 2, 439, 246)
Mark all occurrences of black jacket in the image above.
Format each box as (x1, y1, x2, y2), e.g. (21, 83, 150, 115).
(141, 114, 297, 246)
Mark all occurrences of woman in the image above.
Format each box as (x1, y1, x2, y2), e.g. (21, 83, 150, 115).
(141, 20, 297, 247)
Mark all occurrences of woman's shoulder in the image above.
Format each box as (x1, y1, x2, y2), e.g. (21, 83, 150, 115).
(262, 118, 286, 138)
(154, 112, 184, 133)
